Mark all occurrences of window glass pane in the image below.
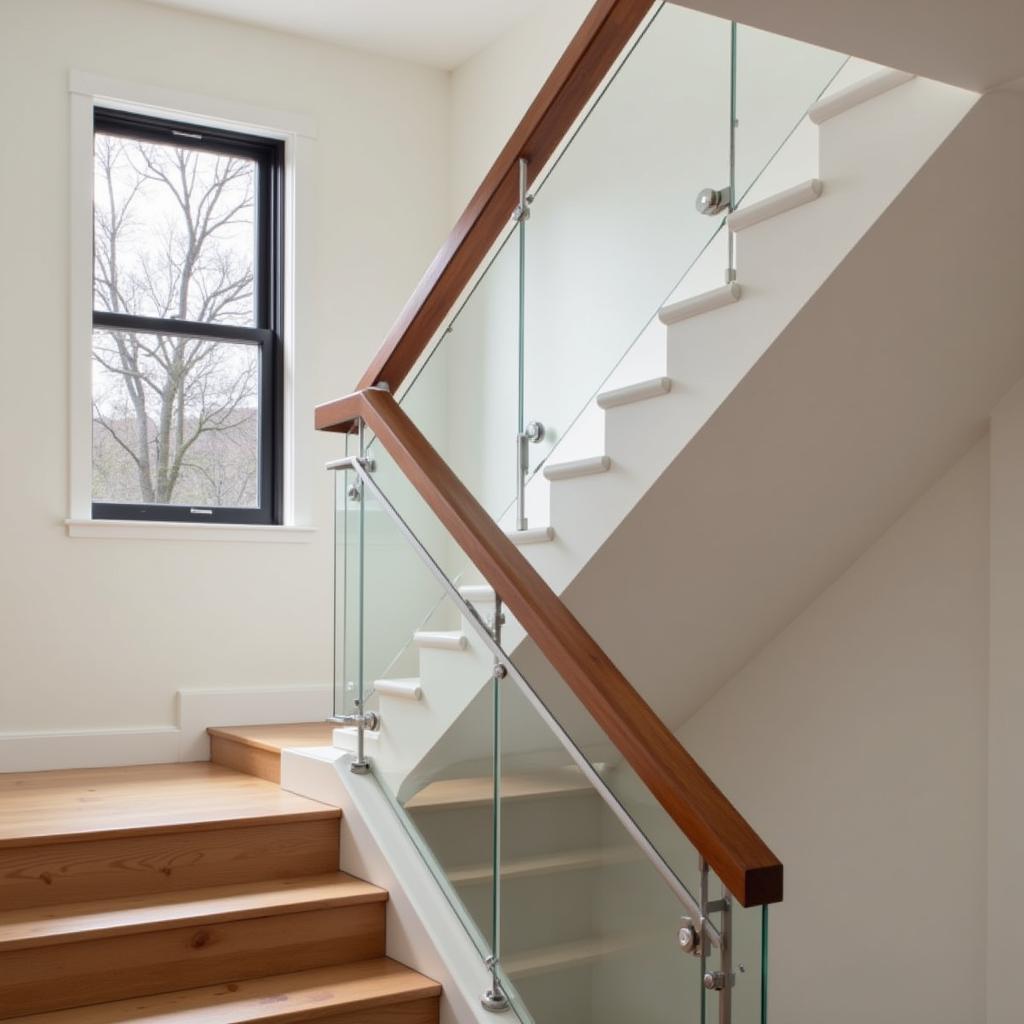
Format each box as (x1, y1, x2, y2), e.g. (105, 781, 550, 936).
(91, 329, 260, 508)
(93, 132, 257, 326)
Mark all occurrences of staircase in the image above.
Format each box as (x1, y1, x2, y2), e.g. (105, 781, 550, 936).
(336, 61, 981, 786)
(0, 762, 440, 1023)
(312, 4, 1000, 1021)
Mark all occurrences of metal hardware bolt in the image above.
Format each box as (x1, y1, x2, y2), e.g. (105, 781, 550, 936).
(522, 421, 545, 443)
(695, 185, 732, 216)
(678, 921, 701, 956)
(481, 956, 509, 1013)
(481, 989, 510, 1013)
(346, 482, 361, 501)
(336, 710, 380, 732)
(493, 664, 508, 681)
(703, 971, 727, 992)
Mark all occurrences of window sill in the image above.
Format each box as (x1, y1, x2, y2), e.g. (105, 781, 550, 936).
(65, 519, 316, 543)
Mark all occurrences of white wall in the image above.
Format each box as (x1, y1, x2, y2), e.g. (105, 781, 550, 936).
(0, 0, 449, 740)
(447, 0, 595, 220)
(678, 437, 991, 1024)
(987, 378, 1024, 1024)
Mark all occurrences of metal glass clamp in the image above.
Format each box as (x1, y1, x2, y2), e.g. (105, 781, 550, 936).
(695, 185, 732, 216)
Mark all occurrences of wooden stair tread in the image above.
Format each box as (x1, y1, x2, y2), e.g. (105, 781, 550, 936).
(0, 959, 441, 1023)
(206, 724, 336, 755)
(448, 846, 638, 886)
(404, 768, 593, 811)
(0, 763, 339, 848)
(0, 873, 385, 952)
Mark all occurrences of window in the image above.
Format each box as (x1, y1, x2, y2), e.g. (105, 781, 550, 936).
(91, 108, 284, 524)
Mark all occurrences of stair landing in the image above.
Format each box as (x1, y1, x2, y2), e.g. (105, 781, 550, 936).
(0, 761, 337, 847)
(208, 723, 336, 783)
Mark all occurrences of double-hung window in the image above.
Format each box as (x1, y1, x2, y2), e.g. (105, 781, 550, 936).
(91, 108, 284, 524)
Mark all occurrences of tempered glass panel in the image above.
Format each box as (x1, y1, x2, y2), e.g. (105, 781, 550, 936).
(336, 471, 500, 958)
(397, 228, 521, 523)
(499, 610, 704, 900)
(702, 870, 767, 1024)
(91, 329, 260, 507)
(347, 446, 729, 1015)
(397, 671, 500, 961)
(734, 27, 847, 205)
(93, 132, 257, 326)
(496, 679, 706, 1024)
(334, 438, 773, 1022)
(522, 4, 732, 471)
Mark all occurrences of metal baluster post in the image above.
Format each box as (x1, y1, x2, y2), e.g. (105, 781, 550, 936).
(513, 158, 543, 533)
(482, 596, 510, 1013)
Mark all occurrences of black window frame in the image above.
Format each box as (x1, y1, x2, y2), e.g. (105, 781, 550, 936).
(91, 107, 285, 526)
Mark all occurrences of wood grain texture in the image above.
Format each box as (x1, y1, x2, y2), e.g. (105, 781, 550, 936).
(0, 763, 338, 848)
(0, 817, 341, 910)
(208, 724, 337, 783)
(313, 390, 782, 907)
(209, 736, 282, 784)
(349, 0, 655, 395)
(0, 902, 386, 1017)
(0, 959, 441, 1024)
(0, 873, 384, 951)
(208, 724, 337, 754)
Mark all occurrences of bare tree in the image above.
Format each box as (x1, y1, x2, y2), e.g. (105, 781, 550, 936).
(92, 134, 259, 506)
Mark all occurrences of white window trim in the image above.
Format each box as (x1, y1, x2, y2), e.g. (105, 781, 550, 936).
(67, 71, 317, 542)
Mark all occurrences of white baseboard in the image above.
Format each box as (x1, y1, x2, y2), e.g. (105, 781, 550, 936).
(0, 684, 333, 773)
(0, 727, 181, 773)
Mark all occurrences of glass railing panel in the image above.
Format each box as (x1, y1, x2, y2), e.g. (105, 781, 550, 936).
(331, 442, 764, 1020)
(389, 7, 851, 531)
(734, 26, 846, 206)
(393, 226, 522, 524)
(703, 865, 767, 1024)
(522, 2, 733, 473)
(380, 669, 500, 964)
(334, 463, 500, 960)
(495, 676, 707, 1024)
(334, 446, 464, 721)
(498, 610, 705, 897)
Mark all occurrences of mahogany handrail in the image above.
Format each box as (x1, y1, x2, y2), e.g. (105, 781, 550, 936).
(357, 0, 656, 395)
(317, 387, 782, 908)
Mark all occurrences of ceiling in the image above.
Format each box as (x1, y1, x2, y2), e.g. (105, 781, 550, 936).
(140, 0, 545, 70)
(675, 0, 1024, 92)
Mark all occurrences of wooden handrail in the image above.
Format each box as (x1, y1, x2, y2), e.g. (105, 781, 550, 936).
(317, 388, 782, 908)
(357, 0, 656, 394)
